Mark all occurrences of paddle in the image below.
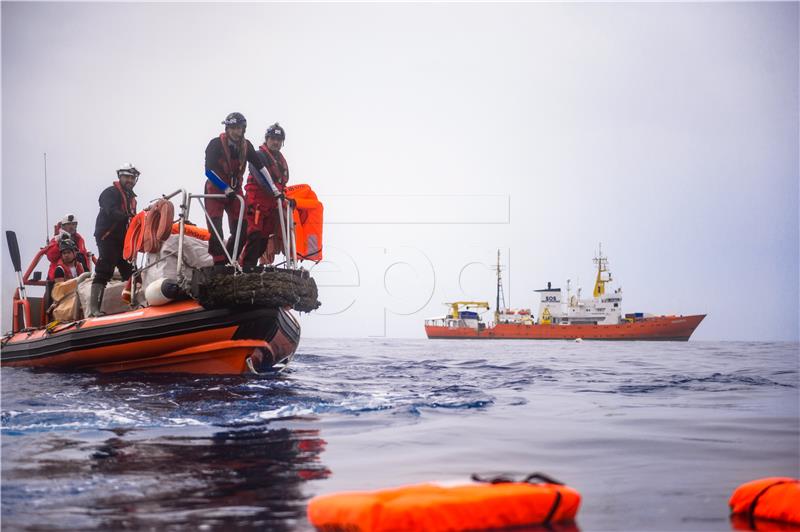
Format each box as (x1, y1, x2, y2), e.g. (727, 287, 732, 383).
(6, 230, 29, 328)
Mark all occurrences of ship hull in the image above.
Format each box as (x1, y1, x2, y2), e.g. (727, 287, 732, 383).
(425, 314, 705, 341)
(1, 300, 301, 374)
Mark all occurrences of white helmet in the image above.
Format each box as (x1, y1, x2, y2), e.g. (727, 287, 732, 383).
(117, 163, 140, 181)
(60, 213, 78, 225)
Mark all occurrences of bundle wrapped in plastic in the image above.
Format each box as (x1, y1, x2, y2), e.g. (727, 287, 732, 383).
(77, 278, 130, 317)
(141, 234, 213, 291)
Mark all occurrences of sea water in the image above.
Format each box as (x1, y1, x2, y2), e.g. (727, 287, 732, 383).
(2, 339, 798, 531)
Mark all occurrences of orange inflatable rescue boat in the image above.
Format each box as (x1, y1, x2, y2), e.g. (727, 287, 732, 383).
(729, 477, 800, 530)
(307, 473, 581, 531)
(2, 188, 320, 375)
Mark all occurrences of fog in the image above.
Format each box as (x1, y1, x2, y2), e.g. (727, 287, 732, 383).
(2, 2, 798, 340)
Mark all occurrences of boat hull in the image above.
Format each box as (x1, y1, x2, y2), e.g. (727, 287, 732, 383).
(425, 314, 706, 341)
(1, 300, 301, 374)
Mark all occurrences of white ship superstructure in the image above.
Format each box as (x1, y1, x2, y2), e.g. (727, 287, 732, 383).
(536, 246, 624, 325)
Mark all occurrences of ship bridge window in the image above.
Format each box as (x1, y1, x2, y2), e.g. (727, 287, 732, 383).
(614, 303, 619, 308)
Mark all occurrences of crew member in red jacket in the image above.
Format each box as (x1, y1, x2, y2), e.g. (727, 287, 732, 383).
(45, 213, 91, 278)
(241, 123, 290, 266)
(205, 112, 283, 266)
(50, 239, 86, 284)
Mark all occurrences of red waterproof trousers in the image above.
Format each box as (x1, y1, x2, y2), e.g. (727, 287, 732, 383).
(204, 181, 245, 264)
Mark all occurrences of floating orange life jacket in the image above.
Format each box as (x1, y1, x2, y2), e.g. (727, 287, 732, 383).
(729, 477, 800, 528)
(285, 184, 323, 261)
(307, 474, 581, 532)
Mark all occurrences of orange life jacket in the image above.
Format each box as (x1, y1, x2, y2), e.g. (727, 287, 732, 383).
(171, 222, 211, 241)
(285, 184, 323, 261)
(729, 477, 800, 527)
(123, 212, 147, 261)
(307, 476, 581, 531)
(52, 258, 85, 281)
(123, 200, 174, 260)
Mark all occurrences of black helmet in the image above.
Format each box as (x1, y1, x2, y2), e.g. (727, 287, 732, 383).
(265, 122, 285, 141)
(222, 112, 247, 128)
(59, 238, 77, 252)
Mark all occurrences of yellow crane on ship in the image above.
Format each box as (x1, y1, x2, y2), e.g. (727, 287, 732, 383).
(592, 243, 613, 298)
(445, 302, 490, 319)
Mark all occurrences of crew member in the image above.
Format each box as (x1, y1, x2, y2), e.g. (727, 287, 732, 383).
(45, 213, 91, 276)
(89, 164, 139, 316)
(242, 122, 290, 266)
(51, 239, 85, 284)
(205, 112, 284, 265)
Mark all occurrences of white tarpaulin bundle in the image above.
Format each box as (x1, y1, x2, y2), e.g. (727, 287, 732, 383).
(77, 278, 129, 317)
(141, 234, 213, 291)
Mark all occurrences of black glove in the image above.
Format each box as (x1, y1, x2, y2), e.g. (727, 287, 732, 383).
(224, 187, 238, 200)
(288, 198, 297, 209)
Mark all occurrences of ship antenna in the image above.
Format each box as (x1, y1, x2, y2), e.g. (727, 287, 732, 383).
(43, 152, 51, 244)
(592, 242, 612, 298)
(494, 249, 506, 322)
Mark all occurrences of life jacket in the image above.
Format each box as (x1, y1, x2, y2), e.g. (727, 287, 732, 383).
(286, 184, 323, 261)
(46, 231, 90, 278)
(219, 133, 248, 189)
(123, 212, 147, 260)
(729, 477, 800, 527)
(123, 200, 175, 260)
(171, 222, 211, 241)
(114, 180, 137, 217)
(247, 144, 288, 190)
(51, 258, 84, 281)
(307, 475, 581, 532)
(101, 181, 138, 240)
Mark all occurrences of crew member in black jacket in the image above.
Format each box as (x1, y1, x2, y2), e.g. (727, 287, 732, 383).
(205, 112, 284, 265)
(88, 164, 139, 316)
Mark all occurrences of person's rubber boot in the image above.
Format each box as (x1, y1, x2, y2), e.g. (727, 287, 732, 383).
(88, 282, 106, 317)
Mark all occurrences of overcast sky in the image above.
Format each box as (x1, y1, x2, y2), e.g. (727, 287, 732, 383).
(2, 2, 798, 340)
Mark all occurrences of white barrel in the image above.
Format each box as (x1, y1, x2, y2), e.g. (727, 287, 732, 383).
(145, 278, 174, 306)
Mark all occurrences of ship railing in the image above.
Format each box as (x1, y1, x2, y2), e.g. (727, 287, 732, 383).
(154, 189, 298, 282)
(129, 188, 299, 306)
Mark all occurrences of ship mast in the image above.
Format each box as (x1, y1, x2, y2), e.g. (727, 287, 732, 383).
(592, 243, 612, 298)
(494, 249, 506, 322)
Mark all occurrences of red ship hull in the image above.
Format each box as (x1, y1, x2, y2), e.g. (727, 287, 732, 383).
(425, 314, 706, 341)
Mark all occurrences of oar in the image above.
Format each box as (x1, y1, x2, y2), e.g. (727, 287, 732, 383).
(6, 231, 29, 328)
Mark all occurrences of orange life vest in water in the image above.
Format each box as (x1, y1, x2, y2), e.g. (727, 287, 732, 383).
(729, 477, 800, 528)
(307, 474, 581, 532)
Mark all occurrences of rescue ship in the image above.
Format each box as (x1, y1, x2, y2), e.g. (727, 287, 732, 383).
(2, 187, 322, 374)
(425, 247, 705, 341)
